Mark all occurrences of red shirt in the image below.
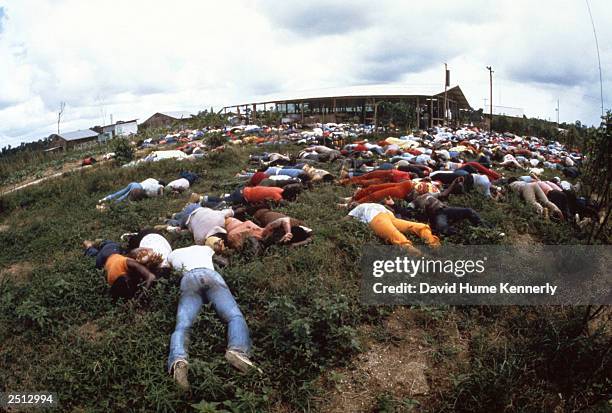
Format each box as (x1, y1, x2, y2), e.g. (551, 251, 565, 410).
(243, 186, 283, 203)
(390, 169, 412, 182)
(249, 172, 269, 186)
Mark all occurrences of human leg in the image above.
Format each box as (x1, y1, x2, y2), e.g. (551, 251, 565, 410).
(167, 272, 204, 372)
(389, 216, 440, 247)
(115, 182, 143, 203)
(199, 269, 251, 354)
(102, 183, 137, 202)
(533, 185, 563, 219)
(369, 213, 412, 247)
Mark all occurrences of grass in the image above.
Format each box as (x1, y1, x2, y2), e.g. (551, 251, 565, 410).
(0, 144, 609, 412)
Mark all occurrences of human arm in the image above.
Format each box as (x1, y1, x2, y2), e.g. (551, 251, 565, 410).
(126, 258, 156, 288)
(262, 217, 293, 242)
(438, 177, 464, 200)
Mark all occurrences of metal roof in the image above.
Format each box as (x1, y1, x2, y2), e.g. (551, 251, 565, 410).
(57, 129, 99, 141)
(158, 111, 193, 119)
(226, 84, 471, 108)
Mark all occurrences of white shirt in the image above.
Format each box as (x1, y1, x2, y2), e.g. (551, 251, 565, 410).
(186, 208, 233, 244)
(268, 175, 293, 181)
(166, 178, 190, 191)
(140, 234, 173, 267)
(167, 245, 214, 272)
(140, 178, 163, 197)
(348, 203, 392, 224)
(471, 174, 492, 198)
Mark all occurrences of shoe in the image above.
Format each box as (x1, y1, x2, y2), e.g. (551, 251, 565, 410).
(173, 360, 189, 390)
(225, 350, 260, 374)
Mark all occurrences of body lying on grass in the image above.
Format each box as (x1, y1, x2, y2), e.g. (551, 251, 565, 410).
(346, 197, 440, 256)
(83, 239, 157, 299)
(165, 244, 259, 390)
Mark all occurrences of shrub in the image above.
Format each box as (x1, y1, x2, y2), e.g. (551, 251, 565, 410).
(110, 137, 135, 165)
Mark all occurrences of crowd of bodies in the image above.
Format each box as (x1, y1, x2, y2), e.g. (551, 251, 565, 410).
(83, 126, 599, 390)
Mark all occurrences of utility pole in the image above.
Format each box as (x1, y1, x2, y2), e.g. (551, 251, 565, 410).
(57, 102, 66, 134)
(486, 66, 493, 131)
(556, 99, 560, 127)
(444, 63, 449, 125)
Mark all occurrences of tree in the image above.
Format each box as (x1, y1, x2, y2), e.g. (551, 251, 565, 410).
(110, 137, 134, 165)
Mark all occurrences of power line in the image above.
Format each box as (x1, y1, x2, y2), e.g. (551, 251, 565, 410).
(585, 0, 605, 117)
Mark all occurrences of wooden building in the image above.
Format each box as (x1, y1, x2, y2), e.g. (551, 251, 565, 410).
(49, 129, 100, 150)
(222, 84, 472, 128)
(140, 111, 193, 129)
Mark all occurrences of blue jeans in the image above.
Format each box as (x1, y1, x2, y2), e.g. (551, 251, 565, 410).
(84, 240, 123, 269)
(203, 188, 245, 206)
(167, 268, 251, 372)
(103, 182, 143, 203)
(167, 203, 201, 227)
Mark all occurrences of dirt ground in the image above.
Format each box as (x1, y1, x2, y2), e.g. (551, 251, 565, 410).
(0, 261, 34, 284)
(319, 307, 469, 412)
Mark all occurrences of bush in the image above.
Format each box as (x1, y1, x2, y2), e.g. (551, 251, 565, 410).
(110, 137, 135, 165)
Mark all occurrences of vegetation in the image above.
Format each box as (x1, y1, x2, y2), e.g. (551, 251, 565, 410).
(0, 140, 609, 411)
(110, 137, 136, 165)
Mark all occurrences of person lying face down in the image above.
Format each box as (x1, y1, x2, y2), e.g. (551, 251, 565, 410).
(99, 178, 164, 204)
(301, 164, 334, 183)
(224, 209, 313, 251)
(202, 184, 303, 207)
(83, 239, 157, 299)
(123, 229, 174, 277)
(165, 244, 258, 390)
(347, 199, 440, 256)
(252, 208, 313, 247)
(409, 177, 487, 236)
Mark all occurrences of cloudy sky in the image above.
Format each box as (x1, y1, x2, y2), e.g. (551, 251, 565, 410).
(0, 0, 610, 147)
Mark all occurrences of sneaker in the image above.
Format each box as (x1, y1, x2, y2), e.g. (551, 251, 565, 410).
(173, 360, 189, 390)
(225, 350, 260, 374)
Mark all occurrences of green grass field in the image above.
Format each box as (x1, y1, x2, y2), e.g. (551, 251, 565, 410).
(0, 145, 609, 412)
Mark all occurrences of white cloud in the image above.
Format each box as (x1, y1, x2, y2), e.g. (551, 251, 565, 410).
(0, 0, 610, 148)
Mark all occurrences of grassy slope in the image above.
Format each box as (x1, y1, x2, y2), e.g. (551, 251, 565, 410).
(0, 145, 609, 412)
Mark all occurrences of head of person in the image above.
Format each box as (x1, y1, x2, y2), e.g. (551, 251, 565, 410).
(109, 275, 138, 299)
(383, 196, 395, 207)
(128, 247, 163, 270)
(189, 192, 202, 204)
(129, 188, 146, 201)
(282, 184, 302, 201)
(205, 235, 227, 254)
(321, 173, 334, 183)
(507, 177, 519, 184)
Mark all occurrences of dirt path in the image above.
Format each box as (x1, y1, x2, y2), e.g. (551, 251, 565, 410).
(0, 161, 105, 196)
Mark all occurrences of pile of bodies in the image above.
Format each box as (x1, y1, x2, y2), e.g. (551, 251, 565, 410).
(85, 124, 600, 390)
(87, 158, 323, 389)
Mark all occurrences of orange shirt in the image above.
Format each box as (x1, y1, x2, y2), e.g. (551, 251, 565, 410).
(105, 254, 129, 286)
(243, 186, 283, 203)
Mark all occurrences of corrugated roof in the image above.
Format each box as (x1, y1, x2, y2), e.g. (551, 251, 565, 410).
(158, 111, 193, 119)
(58, 129, 99, 141)
(227, 84, 465, 106)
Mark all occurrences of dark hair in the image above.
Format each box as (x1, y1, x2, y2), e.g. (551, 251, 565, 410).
(321, 174, 334, 183)
(507, 177, 519, 184)
(127, 229, 162, 251)
(158, 180, 167, 187)
(243, 236, 263, 256)
(129, 188, 146, 201)
(109, 275, 138, 299)
(282, 184, 302, 201)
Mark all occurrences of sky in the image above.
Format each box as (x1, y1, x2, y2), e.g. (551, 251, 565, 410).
(0, 0, 610, 147)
